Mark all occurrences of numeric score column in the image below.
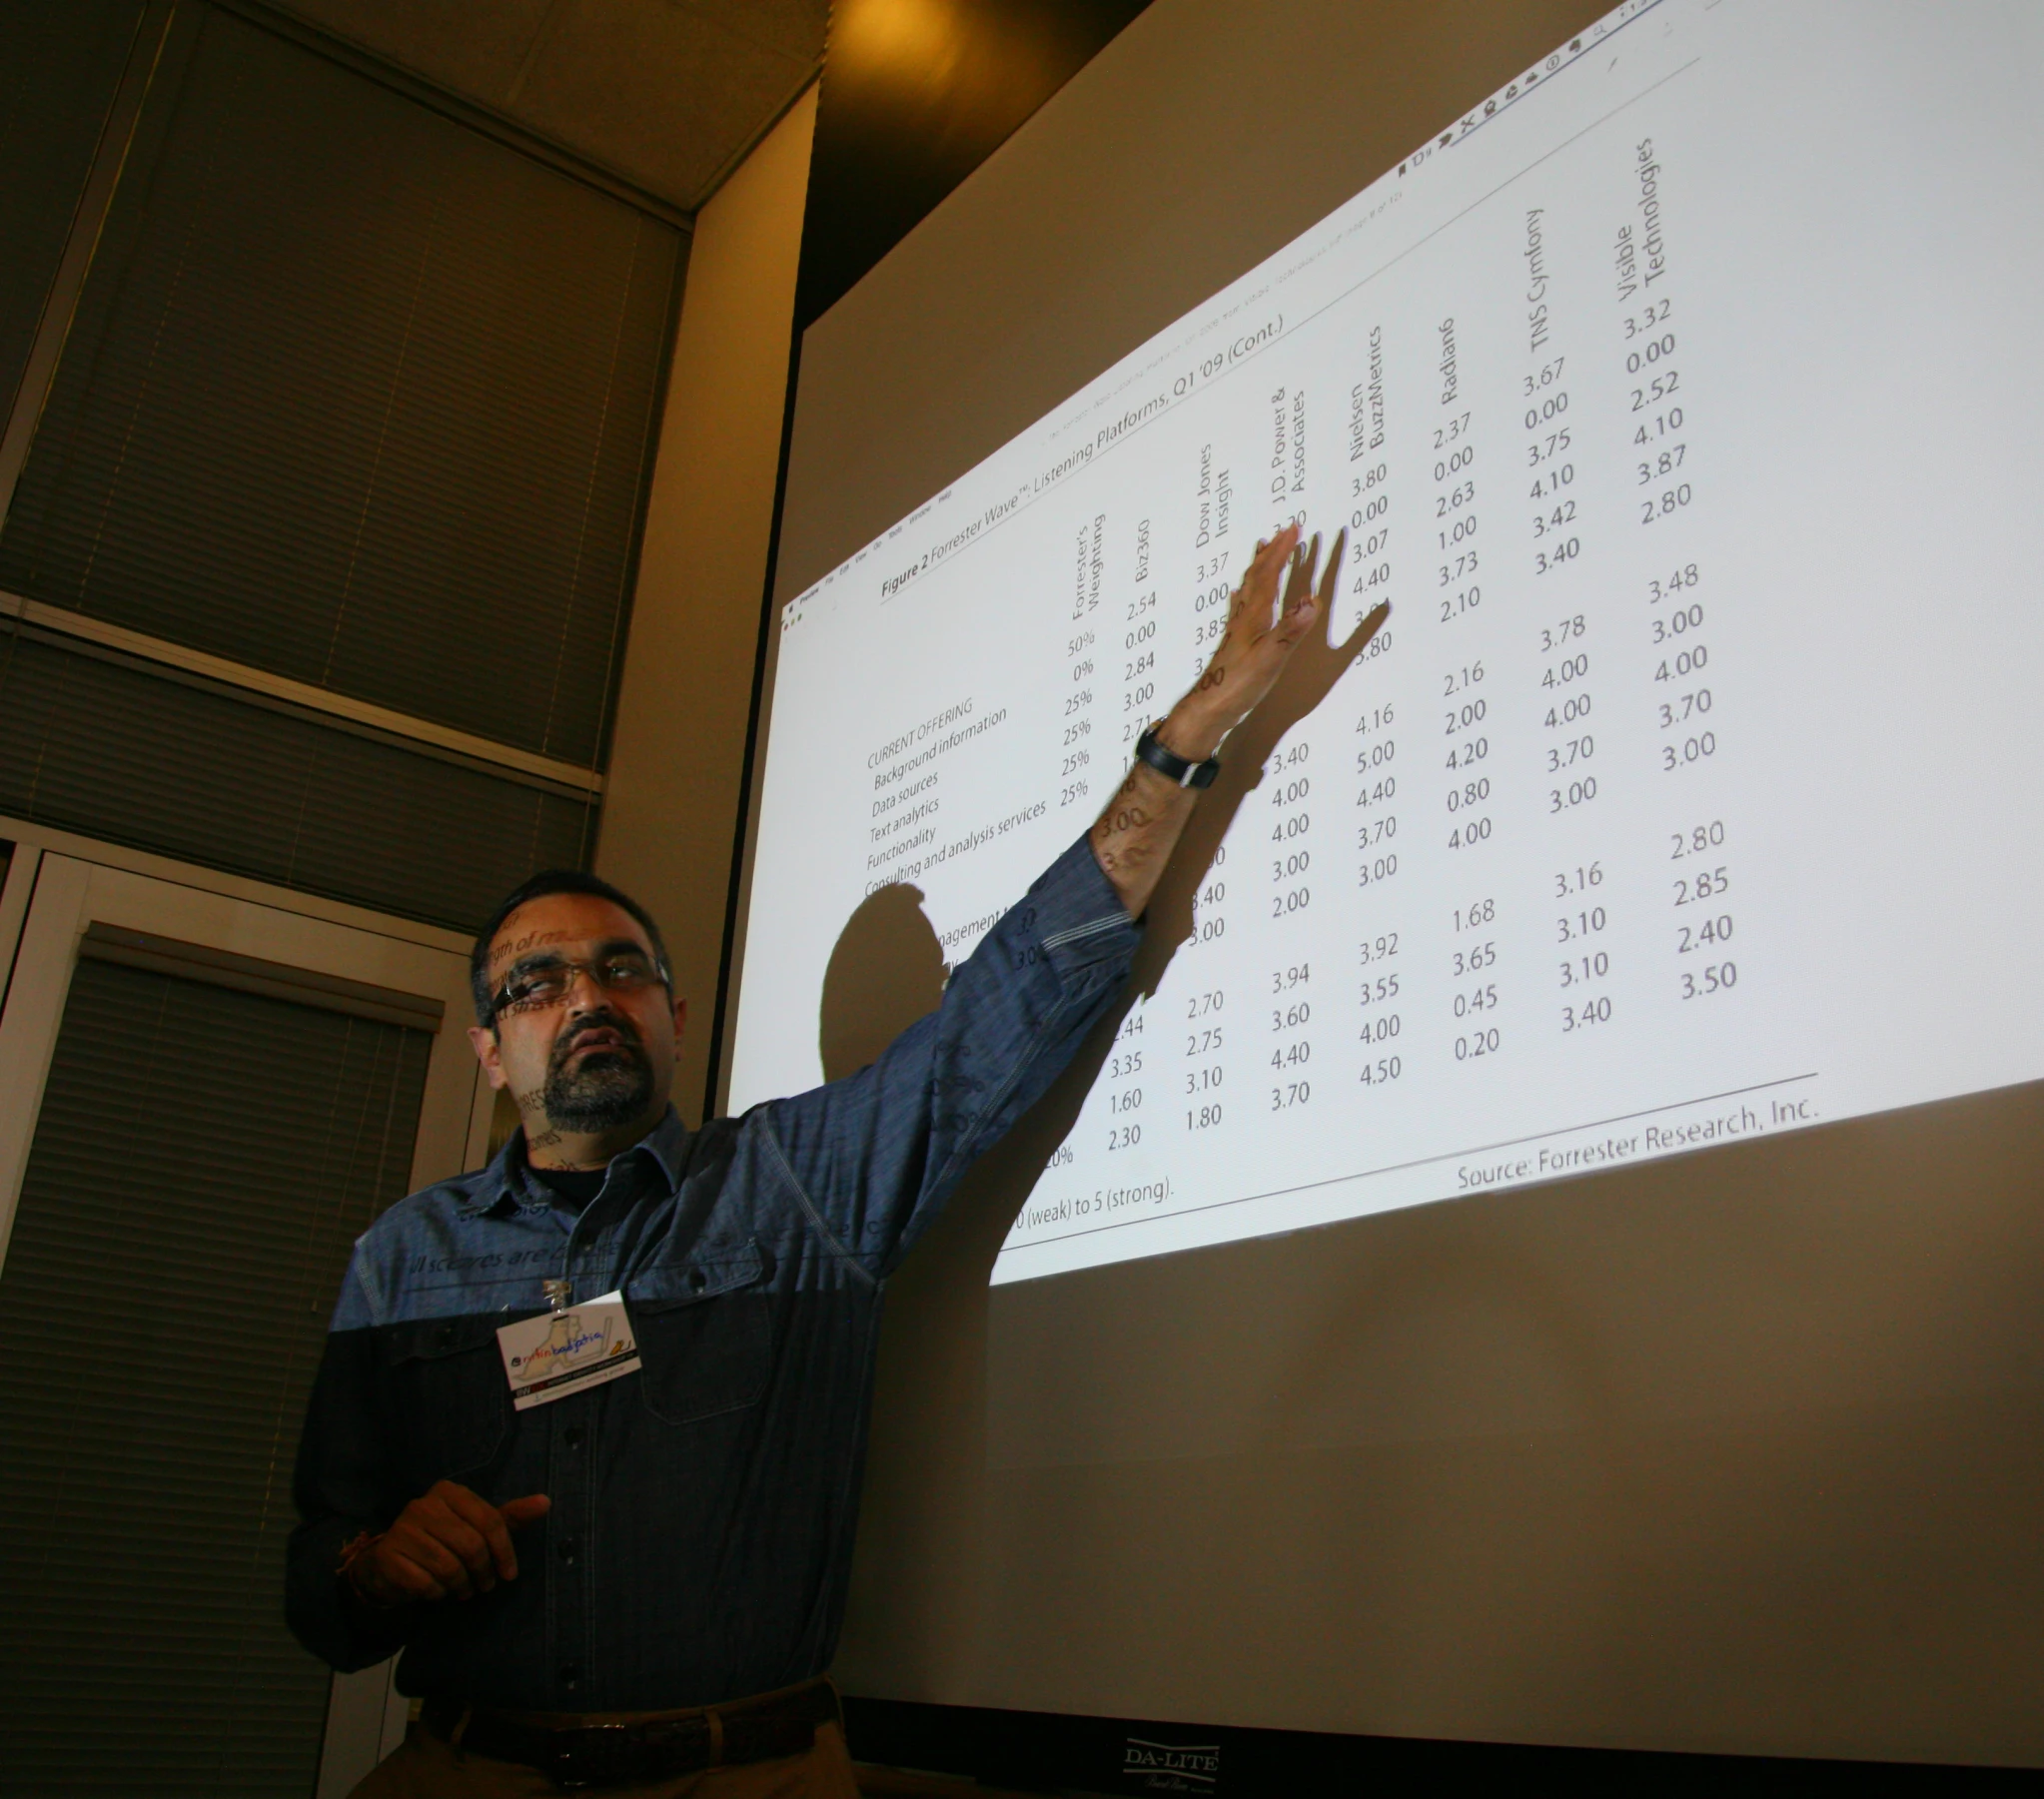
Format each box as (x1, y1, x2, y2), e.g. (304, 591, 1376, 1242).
(1610, 136, 1745, 1025)
(1429, 313, 1510, 1075)
(1261, 382, 1318, 1124)
(1181, 440, 1237, 1153)
(1097, 510, 1160, 1162)
(1349, 324, 1408, 1097)
(1520, 200, 1621, 1046)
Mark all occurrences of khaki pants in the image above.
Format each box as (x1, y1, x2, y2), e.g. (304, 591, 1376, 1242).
(349, 1717, 862, 1799)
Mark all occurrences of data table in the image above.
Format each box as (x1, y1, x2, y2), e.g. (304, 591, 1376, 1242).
(734, 0, 2044, 1283)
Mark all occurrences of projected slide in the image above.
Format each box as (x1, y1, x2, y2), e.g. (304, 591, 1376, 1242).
(733, 0, 2044, 1284)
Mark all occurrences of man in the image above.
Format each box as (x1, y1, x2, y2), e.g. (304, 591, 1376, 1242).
(290, 524, 1348, 1796)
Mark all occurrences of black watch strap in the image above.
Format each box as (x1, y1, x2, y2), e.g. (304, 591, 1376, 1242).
(1135, 723, 1220, 789)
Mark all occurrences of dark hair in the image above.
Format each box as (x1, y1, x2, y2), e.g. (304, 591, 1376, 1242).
(470, 869, 672, 1028)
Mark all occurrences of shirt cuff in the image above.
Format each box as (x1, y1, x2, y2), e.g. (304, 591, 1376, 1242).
(287, 1515, 413, 1671)
(1026, 832, 1142, 974)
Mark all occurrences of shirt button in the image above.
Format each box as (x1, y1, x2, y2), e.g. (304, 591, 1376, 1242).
(563, 1425, 585, 1448)
(559, 1664, 580, 1689)
(557, 1536, 579, 1564)
(687, 1269, 706, 1293)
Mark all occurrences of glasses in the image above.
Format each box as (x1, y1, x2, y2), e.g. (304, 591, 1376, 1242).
(495, 951, 667, 1016)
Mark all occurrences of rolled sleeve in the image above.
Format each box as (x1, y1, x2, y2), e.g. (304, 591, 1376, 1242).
(1033, 834, 1145, 968)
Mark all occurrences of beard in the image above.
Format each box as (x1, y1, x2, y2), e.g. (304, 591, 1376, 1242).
(541, 1008, 654, 1132)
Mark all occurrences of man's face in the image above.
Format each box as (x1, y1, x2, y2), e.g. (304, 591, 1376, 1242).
(468, 894, 685, 1143)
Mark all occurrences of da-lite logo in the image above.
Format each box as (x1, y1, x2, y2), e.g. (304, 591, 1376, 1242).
(1122, 1736, 1220, 1793)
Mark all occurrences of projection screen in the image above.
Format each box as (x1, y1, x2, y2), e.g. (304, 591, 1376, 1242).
(728, 0, 2044, 1766)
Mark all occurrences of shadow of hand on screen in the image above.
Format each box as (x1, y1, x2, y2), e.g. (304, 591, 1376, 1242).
(818, 883, 949, 1085)
(826, 539, 1389, 1673)
(874, 533, 1390, 1264)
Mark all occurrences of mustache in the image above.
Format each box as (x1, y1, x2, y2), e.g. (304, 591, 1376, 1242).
(546, 1008, 646, 1074)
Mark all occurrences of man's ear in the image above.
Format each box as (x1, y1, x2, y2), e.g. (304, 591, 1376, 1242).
(468, 1024, 509, 1089)
(670, 995, 688, 1041)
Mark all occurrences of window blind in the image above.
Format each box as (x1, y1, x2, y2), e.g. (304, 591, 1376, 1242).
(0, 2, 683, 770)
(0, 0, 144, 424)
(0, 629, 595, 932)
(0, 952, 433, 1794)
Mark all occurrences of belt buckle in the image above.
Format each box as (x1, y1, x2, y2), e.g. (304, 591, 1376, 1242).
(546, 1723, 638, 1792)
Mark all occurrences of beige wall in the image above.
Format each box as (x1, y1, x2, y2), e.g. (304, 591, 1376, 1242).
(596, 86, 816, 1126)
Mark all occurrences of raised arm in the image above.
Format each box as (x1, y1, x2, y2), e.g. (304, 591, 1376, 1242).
(760, 521, 1379, 1274)
(1089, 521, 1350, 918)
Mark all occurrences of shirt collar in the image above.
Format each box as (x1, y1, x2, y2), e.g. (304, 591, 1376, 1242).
(457, 1105, 693, 1218)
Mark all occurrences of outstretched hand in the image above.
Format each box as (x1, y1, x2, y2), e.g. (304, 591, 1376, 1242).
(1122, 528, 1387, 974)
(1089, 519, 1388, 922)
(1210, 524, 1388, 770)
(1176, 521, 1349, 750)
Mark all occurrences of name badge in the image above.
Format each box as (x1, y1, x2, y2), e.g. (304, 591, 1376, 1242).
(496, 1292, 639, 1410)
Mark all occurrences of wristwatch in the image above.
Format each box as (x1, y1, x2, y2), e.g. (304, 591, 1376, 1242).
(1135, 722, 1221, 789)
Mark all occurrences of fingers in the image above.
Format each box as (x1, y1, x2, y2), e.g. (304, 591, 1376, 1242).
(501, 1493, 552, 1529)
(1254, 522, 1302, 568)
(1273, 525, 1349, 649)
(390, 1482, 529, 1599)
(384, 1515, 478, 1598)
(1275, 527, 1311, 624)
(1316, 527, 1349, 614)
(371, 1543, 452, 1604)
(424, 1522, 491, 1597)
(1270, 533, 1327, 649)
(1280, 531, 1320, 618)
(1342, 597, 1391, 659)
(443, 1481, 521, 1582)
(1234, 522, 1300, 637)
(1233, 527, 1295, 626)
(424, 1483, 502, 1593)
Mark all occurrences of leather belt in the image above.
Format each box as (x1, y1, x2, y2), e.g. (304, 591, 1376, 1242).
(420, 1677, 839, 1791)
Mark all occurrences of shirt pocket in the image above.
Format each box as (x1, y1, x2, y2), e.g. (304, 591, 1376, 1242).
(625, 1242, 772, 1425)
(381, 1313, 513, 1480)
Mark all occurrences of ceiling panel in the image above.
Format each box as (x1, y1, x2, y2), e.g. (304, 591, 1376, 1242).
(269, 0, 825, 211)
(262, 0, 552, 94)
(510, 0, 817, 202)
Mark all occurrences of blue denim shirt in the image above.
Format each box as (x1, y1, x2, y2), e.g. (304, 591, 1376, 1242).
(287, 836, 1137, 1710)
